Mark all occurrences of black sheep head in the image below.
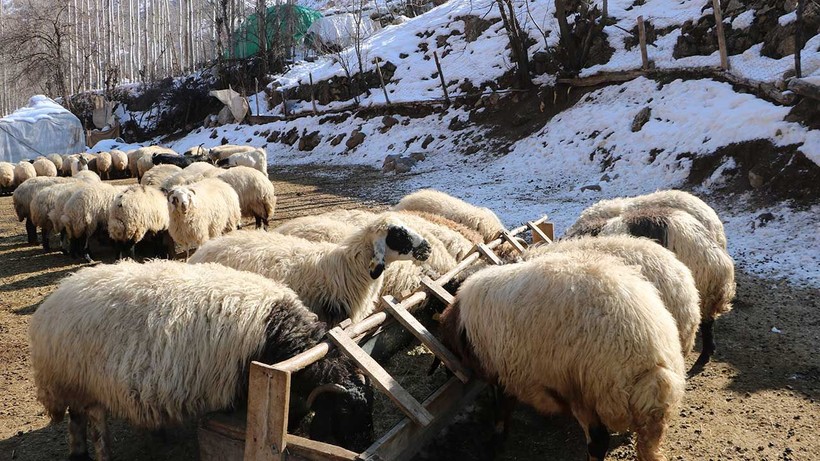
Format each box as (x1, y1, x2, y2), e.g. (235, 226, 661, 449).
(307, 373, 374, 452)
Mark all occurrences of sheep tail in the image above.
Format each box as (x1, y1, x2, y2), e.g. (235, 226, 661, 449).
(629, 365, 684, 461)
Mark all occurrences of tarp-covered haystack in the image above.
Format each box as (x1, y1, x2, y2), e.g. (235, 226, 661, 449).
(0, 96, 85, 163)
(230, 5, 323, 59)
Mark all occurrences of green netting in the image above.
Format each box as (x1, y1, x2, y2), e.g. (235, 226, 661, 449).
(229, 5, 323, 59)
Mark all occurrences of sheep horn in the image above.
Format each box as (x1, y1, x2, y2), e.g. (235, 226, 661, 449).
(306, 383, 348, 408)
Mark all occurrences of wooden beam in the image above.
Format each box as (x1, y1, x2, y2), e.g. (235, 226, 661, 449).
(711, 0, 729, 70)
(638, 16, 649, 70)
(284, 435, 359, 461)
(476, 243, 503, 265)
(244, 362, 290, 461)
(529, 220, 554, 244)
(359, 378, 486, 461)
(432, 51, 450, 105)
(788, 78, 820, 101)
(375, 57, 391, 106)
(420, 276, 454, 305)
(381, 296, 470, 383)
(499, 229, 526, 254)
(327, 328, 434, 426)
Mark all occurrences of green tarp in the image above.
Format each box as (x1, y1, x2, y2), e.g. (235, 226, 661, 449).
(229, 5, 323, 58)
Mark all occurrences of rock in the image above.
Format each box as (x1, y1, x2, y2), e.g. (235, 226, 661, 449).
(209, 130, 218, 139)
(410, 152, 426, 162)
(346, 130, 366, 149)
(394, 157, 417, 174)
(601, 173, 612, 182)
(631, 107, 652, 132)
(464, 145, 480, 155)
(459, 15, 498, 42)
(266, 131, 281, 143)
(382, 154, 401, 172)
(298, 131, 322, 151)
(330, 134, 346, 146)
(757, 212, 776, 226)
(580, 184, 602, 192)
(282, 128, 299, 146)
(748, 170, 765, 188)
(421, 134, 435, 149)
(380, 116, 399, 133)
(399, 52, 409, 59)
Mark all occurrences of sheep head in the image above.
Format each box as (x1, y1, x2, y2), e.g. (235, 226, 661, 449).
(167, 186, 195, 214)
(307, 373, 374, 452)
(367, 216, 431, 279)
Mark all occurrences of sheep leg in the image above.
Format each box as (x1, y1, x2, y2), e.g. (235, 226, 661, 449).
(87, 405, 112, 461)
(67, 407, 90, 461)
(82, 236, 95, 264)
(41, 227, 51, 253)
(635, 417, 668, 461)
(692, 319, 716, 371)
(26, 218, 38, 244)
(585, 423, 610, 461)
(255, 216, 263, 229)
(59, 230, 69, 254)
(491, 387, 517, 452)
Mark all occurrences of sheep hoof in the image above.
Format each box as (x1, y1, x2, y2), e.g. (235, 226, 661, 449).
(69, 453, 92, 461)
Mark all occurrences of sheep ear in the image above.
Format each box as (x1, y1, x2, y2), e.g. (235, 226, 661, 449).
(370, 238, 386, 279)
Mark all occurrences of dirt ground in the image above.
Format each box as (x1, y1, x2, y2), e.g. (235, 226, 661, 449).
(1, 165, 818, 461)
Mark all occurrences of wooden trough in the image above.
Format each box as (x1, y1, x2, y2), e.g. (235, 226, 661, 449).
(199, 216, 554, 461)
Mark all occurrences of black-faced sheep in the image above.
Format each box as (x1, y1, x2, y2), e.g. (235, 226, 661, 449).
(565, 190, 727, 249)
(565, 206, 735, 369)
(439, 252, 685, 461)
(188, 214, 432, 326)
(30, 259, 375, 461)
(108, 185, 174, 259)
(217, 165, 277, 228)
(33, 157, 58, 177)
(166, 178, 241, 255)
(392, 189, 506, 243)
(523, 235, 701, 356)
(14, 161, 37, 185)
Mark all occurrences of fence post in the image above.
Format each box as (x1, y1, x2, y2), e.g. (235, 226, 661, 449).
(637, 16, 649, 70)
(255, 78, 260, 117)
(375, 57, 392, 106)
(309, 73, 318, 114)
(795, 0, 804, 78)
(280, 88, 288, 117)
(711, 0, 729, 70)
(432, 51, 451, 105)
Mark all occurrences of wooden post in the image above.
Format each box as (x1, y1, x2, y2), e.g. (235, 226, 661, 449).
(795, 0, 804, 78)
(309, 72, 318, 114)
(602, 0, 608, 22)
(711, 0, 729, 70)
(244, 362, 290, 461)
(254, 78, 260, 116)
(637, 16, 649, 70)
(280, 88, 288, 116)
(432, 51, 450, 105)
(374, 57, 391, 106)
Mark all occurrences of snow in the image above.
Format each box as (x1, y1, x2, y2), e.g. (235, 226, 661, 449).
(2, 95, 70, 124)
(731, 10, 755, 30)
(778, 11, 797, 26)
(87, 139, 144, 153)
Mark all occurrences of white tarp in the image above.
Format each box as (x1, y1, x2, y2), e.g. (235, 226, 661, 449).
(306, 13, 380, 49)
(0, 95, 86, 163)
(209, 88, 249, 123)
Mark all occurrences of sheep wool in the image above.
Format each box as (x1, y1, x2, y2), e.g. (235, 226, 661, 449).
(109, 185, 171, 245)
(524, 235, 701, 355)
(221, 148, 268, 175)
(392, 189, 505, 242)
(183, 162, 221, 177)
(442, 251, 685, 461)
(47, 154, 64, 172)
(109, 150, 128, 173)
(30, 182, 88, 252)
(0, 162, 14, 190)
(96, 152, 112, 179)
(61, 182, 127, 257)
(140, 164, 182, 187)
(33, 158, 58, 177)
(217, 166, 276, 228)
(167, 177, 241, 252)
(14, 161, 37, 186)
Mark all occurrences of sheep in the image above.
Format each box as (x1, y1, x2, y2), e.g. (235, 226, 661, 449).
(109, 150, 128, 177)
(14, 161, 37, 186)
(392, 189, 506, 243)
(60, 154, 76, 176)
(523, 235, 701, 356)
(216, 147, 268, 175)
(128, 146, 176, 179)
(96, 152, 112, 180)
(0, 161, 14, 192)
(152, 152, 209, 168)
(275, 215, 361, 243)
(183, 161, 221, 177)
(69, 155, 88, 176)
(439, 251, 685, 461)
(217, 166, 277, 229)
(189, 214, 432, 326)
(206, 144, 256, 162)
(30, 259, 375, 461)
(565, 190, 727, 249)
(139, 164, 182, 187)
(47, 154, 64, 174)
(13, 176, 73, 243)
(566, 206, 736, 369)
(33, 157, 58, 177)
(61, 182, 127, 261)
(72, 170, 101, 183)
(108, 185, 174, 259)
(30, 182, 90, 253)
(166, 178, 241, 255)
(136, 154, 156, 181)
(48, 180, 98, 253)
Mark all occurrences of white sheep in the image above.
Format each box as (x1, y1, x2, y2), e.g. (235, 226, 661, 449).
(160, 162, 222, 189)
(47, 154, 64, 174)
(565, 190, 727, 249)
(48, 179, 99, 252)
(30, 181, 90, 253)
(398, 210, 483, 260)
(189, 214, 432, 325)
(139, 164, 182, 187)
(61, 182, 127, 261)
(33, 157, 58, 177)
(206, 144, 256, 162)
(275, 215, 361, 243)
(0, 162, 14, 192)
(14, 161, 37, 186)
(183, 161, 221, 177)
(96, 152, 112, 180)
(109, 150, 128, 177)
(30, 259, 375, 461)
(60, 154, 76, 176)
(439, 251, 685, 461)
(217, 166, 277, 229)
(136, 154, 156, 181)
(128, 146, 176, 179)
(108, 185, 174, 259)
(524, 235, 701, 355)
(69, 155, 89, 176)
(72, 170, 101, 183)
(13, 176, 73, 243)
(568, 206, 736, 369)
(166, 178, 241, 255)
(392, 189, 506, 242)
(217, 147, 268, 175)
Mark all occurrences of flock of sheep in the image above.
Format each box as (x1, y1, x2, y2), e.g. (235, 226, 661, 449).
(8, 150, 736, 461)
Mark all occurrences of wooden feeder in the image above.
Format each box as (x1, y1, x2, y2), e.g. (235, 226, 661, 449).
(199, 216, 554, 461)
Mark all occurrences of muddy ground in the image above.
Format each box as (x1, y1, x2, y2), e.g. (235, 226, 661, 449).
(1, 165, 818, 461)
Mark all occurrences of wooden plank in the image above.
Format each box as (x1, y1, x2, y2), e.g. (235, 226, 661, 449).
(199, 420, 246, 461)
(285, 435, 359, 461)
(420, 276, 455, 305)
(375, 57, 391, 106)
(638, 16, 649, 70)
(244, 363, 289, 461)
(432, 51, 450, 105)
(529, 221, 554, 244)
(476, 243, 503, 265)
(500, 229, 526, 254)
(327, 327, 434, 427)
(788, 78, 820, 101)
(711, 0, 729, 70)
(359, 378, 486, 461)
(381, 296, 470, 383)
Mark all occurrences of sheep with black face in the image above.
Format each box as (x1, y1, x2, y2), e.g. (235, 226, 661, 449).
(189, 214, 431, 325)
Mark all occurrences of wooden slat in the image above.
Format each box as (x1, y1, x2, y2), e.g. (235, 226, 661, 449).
(420, 276, 455, 305)
(327, 327, 434, 427)
(381, 296, 470, 383)
(500, 229, 526, 254)
(529, 221, 554, 244)
(476, 243, 503, 265)
(359, 378, 486, 461)
(285, 435, 359, 461)
(245, 363, 290, 461)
